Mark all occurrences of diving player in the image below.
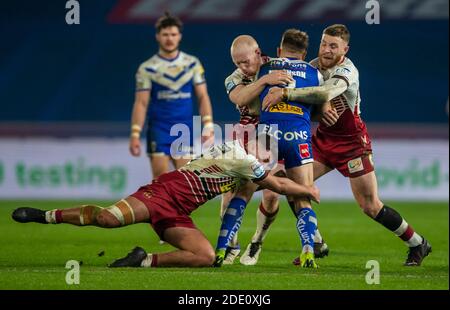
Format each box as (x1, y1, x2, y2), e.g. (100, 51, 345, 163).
(12, 140, 319, 268)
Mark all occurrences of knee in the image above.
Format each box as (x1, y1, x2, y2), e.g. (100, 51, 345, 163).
(357, 196, 382, 218)
(197, 249, 216, 267)
(96, 210, 121, 228)
(263, 190, 279, 209)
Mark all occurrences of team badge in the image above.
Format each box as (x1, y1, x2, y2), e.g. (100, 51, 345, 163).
(299, 143, 310, 159)
(348, 157, 364, 174)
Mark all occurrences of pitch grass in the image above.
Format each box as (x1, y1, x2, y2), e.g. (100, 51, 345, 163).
(0, 200, 447, 290)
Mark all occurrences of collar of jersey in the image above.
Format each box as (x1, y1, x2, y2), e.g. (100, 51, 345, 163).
(157, 51, 181, 62)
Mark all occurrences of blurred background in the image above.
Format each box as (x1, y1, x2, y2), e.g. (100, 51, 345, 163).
(0, 0, 448, 201)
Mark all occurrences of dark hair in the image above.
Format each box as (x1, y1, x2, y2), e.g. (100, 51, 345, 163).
(280, 28, 309, 53)
(323, 24, 350, 43)
(155, 12, 183, 33)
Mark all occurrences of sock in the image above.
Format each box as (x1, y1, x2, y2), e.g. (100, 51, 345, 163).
(296, 208, 317, 254)
(216, 197, 247, 251)
(251, 202, 278, 243)
(314, 228, 323, 243)
(45, 209, 62, 224)
(375, 205, 423, 247)
(141, 254, 157, 267)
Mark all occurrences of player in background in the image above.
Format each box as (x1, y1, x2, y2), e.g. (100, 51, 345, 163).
(216, 35, 294, 265)
(12, 140, 319, 268)
(129, 12, 214, 180)
(262, 24, 431, 266)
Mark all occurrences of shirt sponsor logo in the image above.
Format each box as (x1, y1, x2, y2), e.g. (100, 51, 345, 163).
(157, 91, 191, 100)
(299, 143, 310, 159)
(269, 102, 303, 115)
(348, 157, 364, 174)
(262, 125, 309, 141)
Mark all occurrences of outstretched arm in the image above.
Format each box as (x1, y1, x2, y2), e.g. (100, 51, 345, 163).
(254, 174, 320, 203)
(262, 77, 348, 110)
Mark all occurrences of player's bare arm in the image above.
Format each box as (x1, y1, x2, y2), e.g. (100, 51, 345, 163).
(129, 90, 150, 157)
(262, 77, 348, 110)
(255, 174, 320, 203)
(194, 83, 214, 140)
(229, 70, 293, 107)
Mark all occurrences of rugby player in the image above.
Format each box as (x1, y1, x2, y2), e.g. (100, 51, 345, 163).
(216, 35, 293, 266)
(262, 24, 431, 266)
(12, 140, 319, 268)
(256, 28, 326, 268)
(129, 12, 214, 179)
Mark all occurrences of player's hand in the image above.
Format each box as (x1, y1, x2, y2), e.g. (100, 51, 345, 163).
(321, 108, 339, 127)
(262, 70, 293, 86)
(129, 136, 141, 157)
(309, 185, 320, 204)
(262, 87, 284, 111)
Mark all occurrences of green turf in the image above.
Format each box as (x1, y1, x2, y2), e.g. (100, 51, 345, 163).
(0, 199, 448, 290)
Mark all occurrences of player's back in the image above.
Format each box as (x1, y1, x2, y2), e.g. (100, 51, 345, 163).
(155, 141, 267, 214)
(259, 58, 322, 126)
(136, 51, 205, 122)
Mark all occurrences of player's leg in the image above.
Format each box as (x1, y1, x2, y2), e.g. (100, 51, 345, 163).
(311, 161, 332, 255)
(292, 160, 332, 265)
(350, 171, 431, 266)
(12, 196, 150, 228)
(214, 181, 257, 266)
(239, 189, 279, 266)
(219, 191, 241, 264)
(287, 164, 318, 268)
(150, 154, 170, 179)
(110, 227, 215, 268)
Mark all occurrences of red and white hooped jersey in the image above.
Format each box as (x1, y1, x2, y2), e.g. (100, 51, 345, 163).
(310, 57, 366, 137)
(155, 140, 268, 214)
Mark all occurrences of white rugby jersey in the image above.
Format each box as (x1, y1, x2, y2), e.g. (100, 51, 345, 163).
(135, 51, 206, 121)
(179, 140, 268, 200)
(310, 57, 361, 116)
(224, 68, 260, 125)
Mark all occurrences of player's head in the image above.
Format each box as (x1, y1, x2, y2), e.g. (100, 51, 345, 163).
(278, 29, 309, 60)
(230, 35, 262, 77)
(155, 12, 183, 54)
(319, 24, 350, 69)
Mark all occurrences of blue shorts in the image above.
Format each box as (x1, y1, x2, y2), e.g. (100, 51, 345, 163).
(261, 121, 313, 169)
(146, 119, 193, 157)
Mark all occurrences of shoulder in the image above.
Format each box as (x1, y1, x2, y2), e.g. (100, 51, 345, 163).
(309, 57, 320, 68)
(180, 51, 201, 65)
(137, 55, 159, 72)
(335, 57, 358, 76)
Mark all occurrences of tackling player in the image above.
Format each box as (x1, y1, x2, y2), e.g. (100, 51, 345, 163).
(216, 35, 293, 266)
(262, 24, 431, 266)
(129, 12, 214, 179)
(12, 140, 319, 268)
